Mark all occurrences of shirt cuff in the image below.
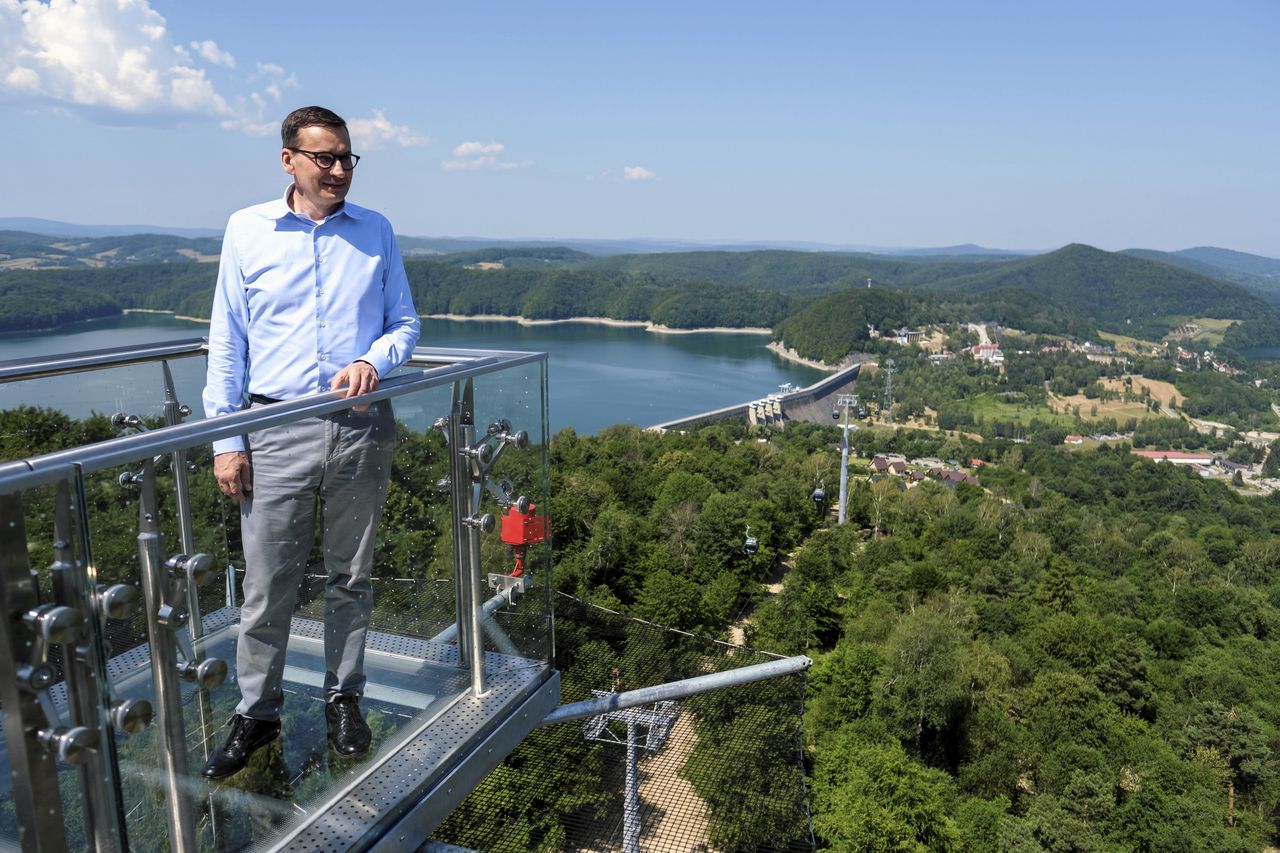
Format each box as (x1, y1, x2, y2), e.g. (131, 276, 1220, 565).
(213, 436, 246, 455)
(356, 353, 390, 377)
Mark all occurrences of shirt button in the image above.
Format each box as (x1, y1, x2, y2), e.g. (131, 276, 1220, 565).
(319, 353, 328, 361)
(320, 321, 327, 327)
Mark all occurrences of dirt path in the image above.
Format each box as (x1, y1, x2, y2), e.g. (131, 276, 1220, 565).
(728, 558, 793, 644)
(634, 714, 709, 851)
(568, 702, 710, 852)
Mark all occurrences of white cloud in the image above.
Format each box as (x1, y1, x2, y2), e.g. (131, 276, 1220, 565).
(454, 141, 504, 158)
(442, 141, 531, 171)
(0, 0, 419, 149)
(624, 165, 656, 182)
(190, 38, 234, 69)
(0, 0, 229, 117)
(348, 109, 428, 150)
(219, 115, 275, 136)
(253, 61, 297, 102)
(0, 0, 300, 139)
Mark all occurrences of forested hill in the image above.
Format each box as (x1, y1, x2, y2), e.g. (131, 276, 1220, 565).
(1123, 247, 1280, 303)
(0, 264, 215, 330)
(773, 286, 1092, 365)
(771, 246, 1280, 364)
(574, 249, 1013, 293)
(938, 244, 1272, 338)
(0, 229, 221, 269)
(426, 246, 595, 268)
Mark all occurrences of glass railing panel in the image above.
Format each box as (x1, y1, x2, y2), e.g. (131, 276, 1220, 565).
(73, 457, 235, 853)
(196, 387, 476, 850)
(469, 359, 553, 672)
(0, 353, 208, 464)
(0, 477, 123, 852)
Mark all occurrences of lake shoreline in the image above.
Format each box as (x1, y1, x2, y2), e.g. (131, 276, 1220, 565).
(55, 309, 774, 338)
(0, 311, 826, 435)
(123, 308, 210, 324)
(424, 313, 772, 336)
(766, 341, 840, 372)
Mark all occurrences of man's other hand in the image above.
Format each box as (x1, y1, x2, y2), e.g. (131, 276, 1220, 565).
(331, 360, 379, 411)
(214, 451, 252, 501)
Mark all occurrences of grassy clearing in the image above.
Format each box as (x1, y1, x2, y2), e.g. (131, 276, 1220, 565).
(969, 393, 1078, 428)
(1045, 375, 1181, 424)
(1048, 393, 1163, 424)
(1104, 376, 1184, 406)
(1186, 318, 1237, 347)
(1097, 330, 1158, 354)
(1159, 316, 1240, 347)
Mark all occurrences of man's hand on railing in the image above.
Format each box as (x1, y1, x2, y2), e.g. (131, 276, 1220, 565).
(214, 451, 252, 501)
(331, 360, 379, 412)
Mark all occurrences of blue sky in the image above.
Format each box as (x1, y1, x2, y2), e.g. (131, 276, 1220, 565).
(1, 0, 1276, 254)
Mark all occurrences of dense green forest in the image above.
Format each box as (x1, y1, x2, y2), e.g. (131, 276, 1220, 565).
(0, 263, 215, 330)
(544, 418, 1280, 850)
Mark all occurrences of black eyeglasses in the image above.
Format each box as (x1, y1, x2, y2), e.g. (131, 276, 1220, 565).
(289, 148, 361, 170)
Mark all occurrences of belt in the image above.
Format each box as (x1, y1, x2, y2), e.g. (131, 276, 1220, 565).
(249, 393, 283, 405)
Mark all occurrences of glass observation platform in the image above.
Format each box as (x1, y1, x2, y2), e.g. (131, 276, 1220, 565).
(0, 341, 560, 852)
(0, 338, 811, 852)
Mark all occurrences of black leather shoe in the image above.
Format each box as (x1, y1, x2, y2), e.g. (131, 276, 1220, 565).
(201, 714, 281, 780)
(326, 695, 371, 756)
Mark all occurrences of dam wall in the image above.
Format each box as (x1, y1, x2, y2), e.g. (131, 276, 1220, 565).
(651, 356, 871, 432)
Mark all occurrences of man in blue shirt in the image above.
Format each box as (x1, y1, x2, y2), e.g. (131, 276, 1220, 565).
(201, 105, 420, 779)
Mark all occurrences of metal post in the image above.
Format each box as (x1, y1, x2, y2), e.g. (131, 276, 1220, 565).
(161, 362, 200, 635)
(448, 380, 480, 691)
(135, 460, 197, 853)
(836, 393, 857, 525)
(51, 478, 128, 853)
(162, 362, 221, 845)
(0, 491, 70, 853)
(461, 400, 488, 697)
(838, 420, 849, 525)
(623, 721, 639, 853)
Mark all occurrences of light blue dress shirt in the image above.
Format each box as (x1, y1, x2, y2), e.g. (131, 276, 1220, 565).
(203, 189, 421, 454)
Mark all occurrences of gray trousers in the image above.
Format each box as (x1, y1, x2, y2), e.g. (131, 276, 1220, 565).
(235, 401, 395, 720)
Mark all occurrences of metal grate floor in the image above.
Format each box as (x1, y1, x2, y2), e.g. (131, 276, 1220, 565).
(1, 606, 551, 852)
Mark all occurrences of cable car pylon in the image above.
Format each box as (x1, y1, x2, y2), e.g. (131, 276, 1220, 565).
(834, 393, 859, 524)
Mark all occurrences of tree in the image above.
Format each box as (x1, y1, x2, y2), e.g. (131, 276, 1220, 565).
(633, 569, 710, 633)
(1183, 703, 1275, 827)
(881, 603, 969, 755)
(811, 732, 960, 852)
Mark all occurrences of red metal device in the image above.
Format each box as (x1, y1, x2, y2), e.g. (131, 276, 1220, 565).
(499, 502, 548, 576)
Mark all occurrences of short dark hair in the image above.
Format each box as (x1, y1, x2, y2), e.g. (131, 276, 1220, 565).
(281, 106, 347, 148)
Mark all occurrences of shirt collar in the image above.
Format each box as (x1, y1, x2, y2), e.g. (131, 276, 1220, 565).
(272, 185, 364, 223)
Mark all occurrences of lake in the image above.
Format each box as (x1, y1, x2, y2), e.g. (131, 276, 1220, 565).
(0, 313, 825, 435)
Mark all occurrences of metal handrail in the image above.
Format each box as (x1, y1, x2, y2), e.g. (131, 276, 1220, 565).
(0, 336, 546, 383)
(0, 337, 209, 383)
(0, 347, 547, 492)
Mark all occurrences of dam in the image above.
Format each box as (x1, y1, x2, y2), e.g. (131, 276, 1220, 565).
(650, 356, 872, 432)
